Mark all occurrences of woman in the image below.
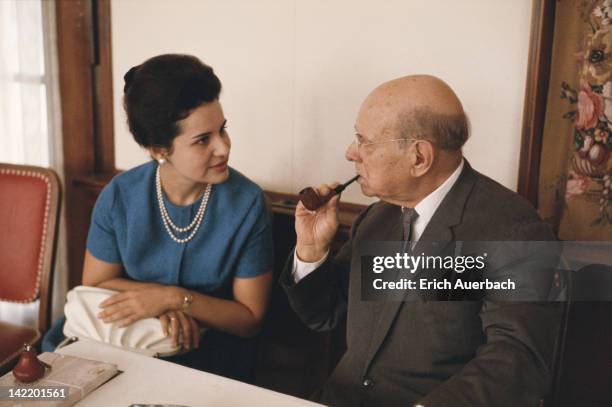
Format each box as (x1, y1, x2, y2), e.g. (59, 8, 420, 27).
(42, 54, 274, 382)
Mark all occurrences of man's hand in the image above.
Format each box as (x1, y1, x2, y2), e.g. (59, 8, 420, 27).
(98, 285, 174, 327)
(159, 310, 201, 351)
(295, 183, 341, 262)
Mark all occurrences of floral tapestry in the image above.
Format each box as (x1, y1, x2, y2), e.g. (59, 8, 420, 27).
(539, 0, 612, 240)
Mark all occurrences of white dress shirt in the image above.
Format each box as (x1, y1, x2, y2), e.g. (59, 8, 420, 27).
(292, 159, 465, 283)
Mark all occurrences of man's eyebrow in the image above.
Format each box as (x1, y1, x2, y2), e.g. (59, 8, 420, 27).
(354, 130, 367, 140)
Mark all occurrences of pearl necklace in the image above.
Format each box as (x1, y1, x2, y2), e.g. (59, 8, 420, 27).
(156, 165, 212, 244)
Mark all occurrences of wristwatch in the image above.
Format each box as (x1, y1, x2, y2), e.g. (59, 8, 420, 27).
(181, 291, 193, 310)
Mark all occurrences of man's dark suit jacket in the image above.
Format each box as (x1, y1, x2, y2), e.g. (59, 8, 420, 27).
(281, 161, 561, 407)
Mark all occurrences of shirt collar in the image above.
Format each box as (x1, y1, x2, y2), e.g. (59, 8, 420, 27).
(412, 158, 464, 227)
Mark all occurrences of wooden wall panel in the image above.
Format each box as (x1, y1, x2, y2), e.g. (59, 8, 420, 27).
(518, 0, 556, 207)
(56, 0, 114, 287)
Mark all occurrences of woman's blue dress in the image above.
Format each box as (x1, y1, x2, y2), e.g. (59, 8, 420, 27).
(42, 161, 273, 382)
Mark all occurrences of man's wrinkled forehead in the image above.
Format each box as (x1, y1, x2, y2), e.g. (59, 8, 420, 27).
(355, 95, 406, 140)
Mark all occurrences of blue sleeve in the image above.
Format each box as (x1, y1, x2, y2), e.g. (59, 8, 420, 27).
(86, 182, 122, 264)
(235, 190, 273, 278)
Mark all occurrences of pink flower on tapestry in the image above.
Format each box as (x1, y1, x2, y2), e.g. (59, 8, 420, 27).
(576, 80, 605, 129)
(565, 171, 590, 201)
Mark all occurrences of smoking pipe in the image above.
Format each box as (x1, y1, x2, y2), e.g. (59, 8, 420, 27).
(298, 175, 359, 211)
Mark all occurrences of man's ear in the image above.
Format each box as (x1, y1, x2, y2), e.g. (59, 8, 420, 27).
(410, 140, 434, 177)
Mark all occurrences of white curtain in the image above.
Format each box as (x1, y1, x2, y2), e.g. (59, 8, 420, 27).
(0, 0, 67, 329)
(0, 0, 48, 166)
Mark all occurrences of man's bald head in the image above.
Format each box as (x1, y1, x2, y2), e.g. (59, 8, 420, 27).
(360, 75, 469, 150)
(367, 75, 463, 114)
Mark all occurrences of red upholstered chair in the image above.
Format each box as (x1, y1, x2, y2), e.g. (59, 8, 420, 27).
(0, 163, 61, 373)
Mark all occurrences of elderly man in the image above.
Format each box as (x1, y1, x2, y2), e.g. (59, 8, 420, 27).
(281, 75, 560, 407)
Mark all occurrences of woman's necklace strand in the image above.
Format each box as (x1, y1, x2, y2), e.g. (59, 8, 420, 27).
(156, 166, 208, 232)
(156, 165, 212, 243)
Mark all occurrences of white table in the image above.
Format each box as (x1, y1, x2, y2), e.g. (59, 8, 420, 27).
(56, 340, 325, 407)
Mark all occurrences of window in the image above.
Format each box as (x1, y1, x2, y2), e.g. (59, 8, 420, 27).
(0, 0, 53, 167)
(0, 0, 62, 328)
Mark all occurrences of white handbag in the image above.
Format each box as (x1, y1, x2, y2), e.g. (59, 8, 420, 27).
(63, 285, 181, 357)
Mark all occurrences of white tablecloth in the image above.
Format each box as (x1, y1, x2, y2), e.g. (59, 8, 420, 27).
(56, 339, 325, 407)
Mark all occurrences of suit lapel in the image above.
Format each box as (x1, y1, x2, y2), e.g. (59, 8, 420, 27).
(361, 160, 479, 376)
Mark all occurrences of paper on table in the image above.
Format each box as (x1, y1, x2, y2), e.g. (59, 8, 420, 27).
(0, 352, 118, 407)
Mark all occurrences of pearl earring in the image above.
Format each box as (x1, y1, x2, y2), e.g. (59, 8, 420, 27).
(158, 157, 166, 165)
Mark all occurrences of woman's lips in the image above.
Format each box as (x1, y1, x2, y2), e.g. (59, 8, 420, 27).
(210, 161, 228, 172)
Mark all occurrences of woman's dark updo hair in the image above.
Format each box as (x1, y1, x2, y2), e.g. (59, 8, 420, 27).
(123, 54, 221, 150)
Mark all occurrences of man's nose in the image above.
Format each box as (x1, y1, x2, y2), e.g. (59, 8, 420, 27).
(346, 141, 359, 162)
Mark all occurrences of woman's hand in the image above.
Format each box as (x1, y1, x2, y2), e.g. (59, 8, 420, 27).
(159, 310, 201, 351)
(295, 183, 341, 262)
(98, 285, 175, 327)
